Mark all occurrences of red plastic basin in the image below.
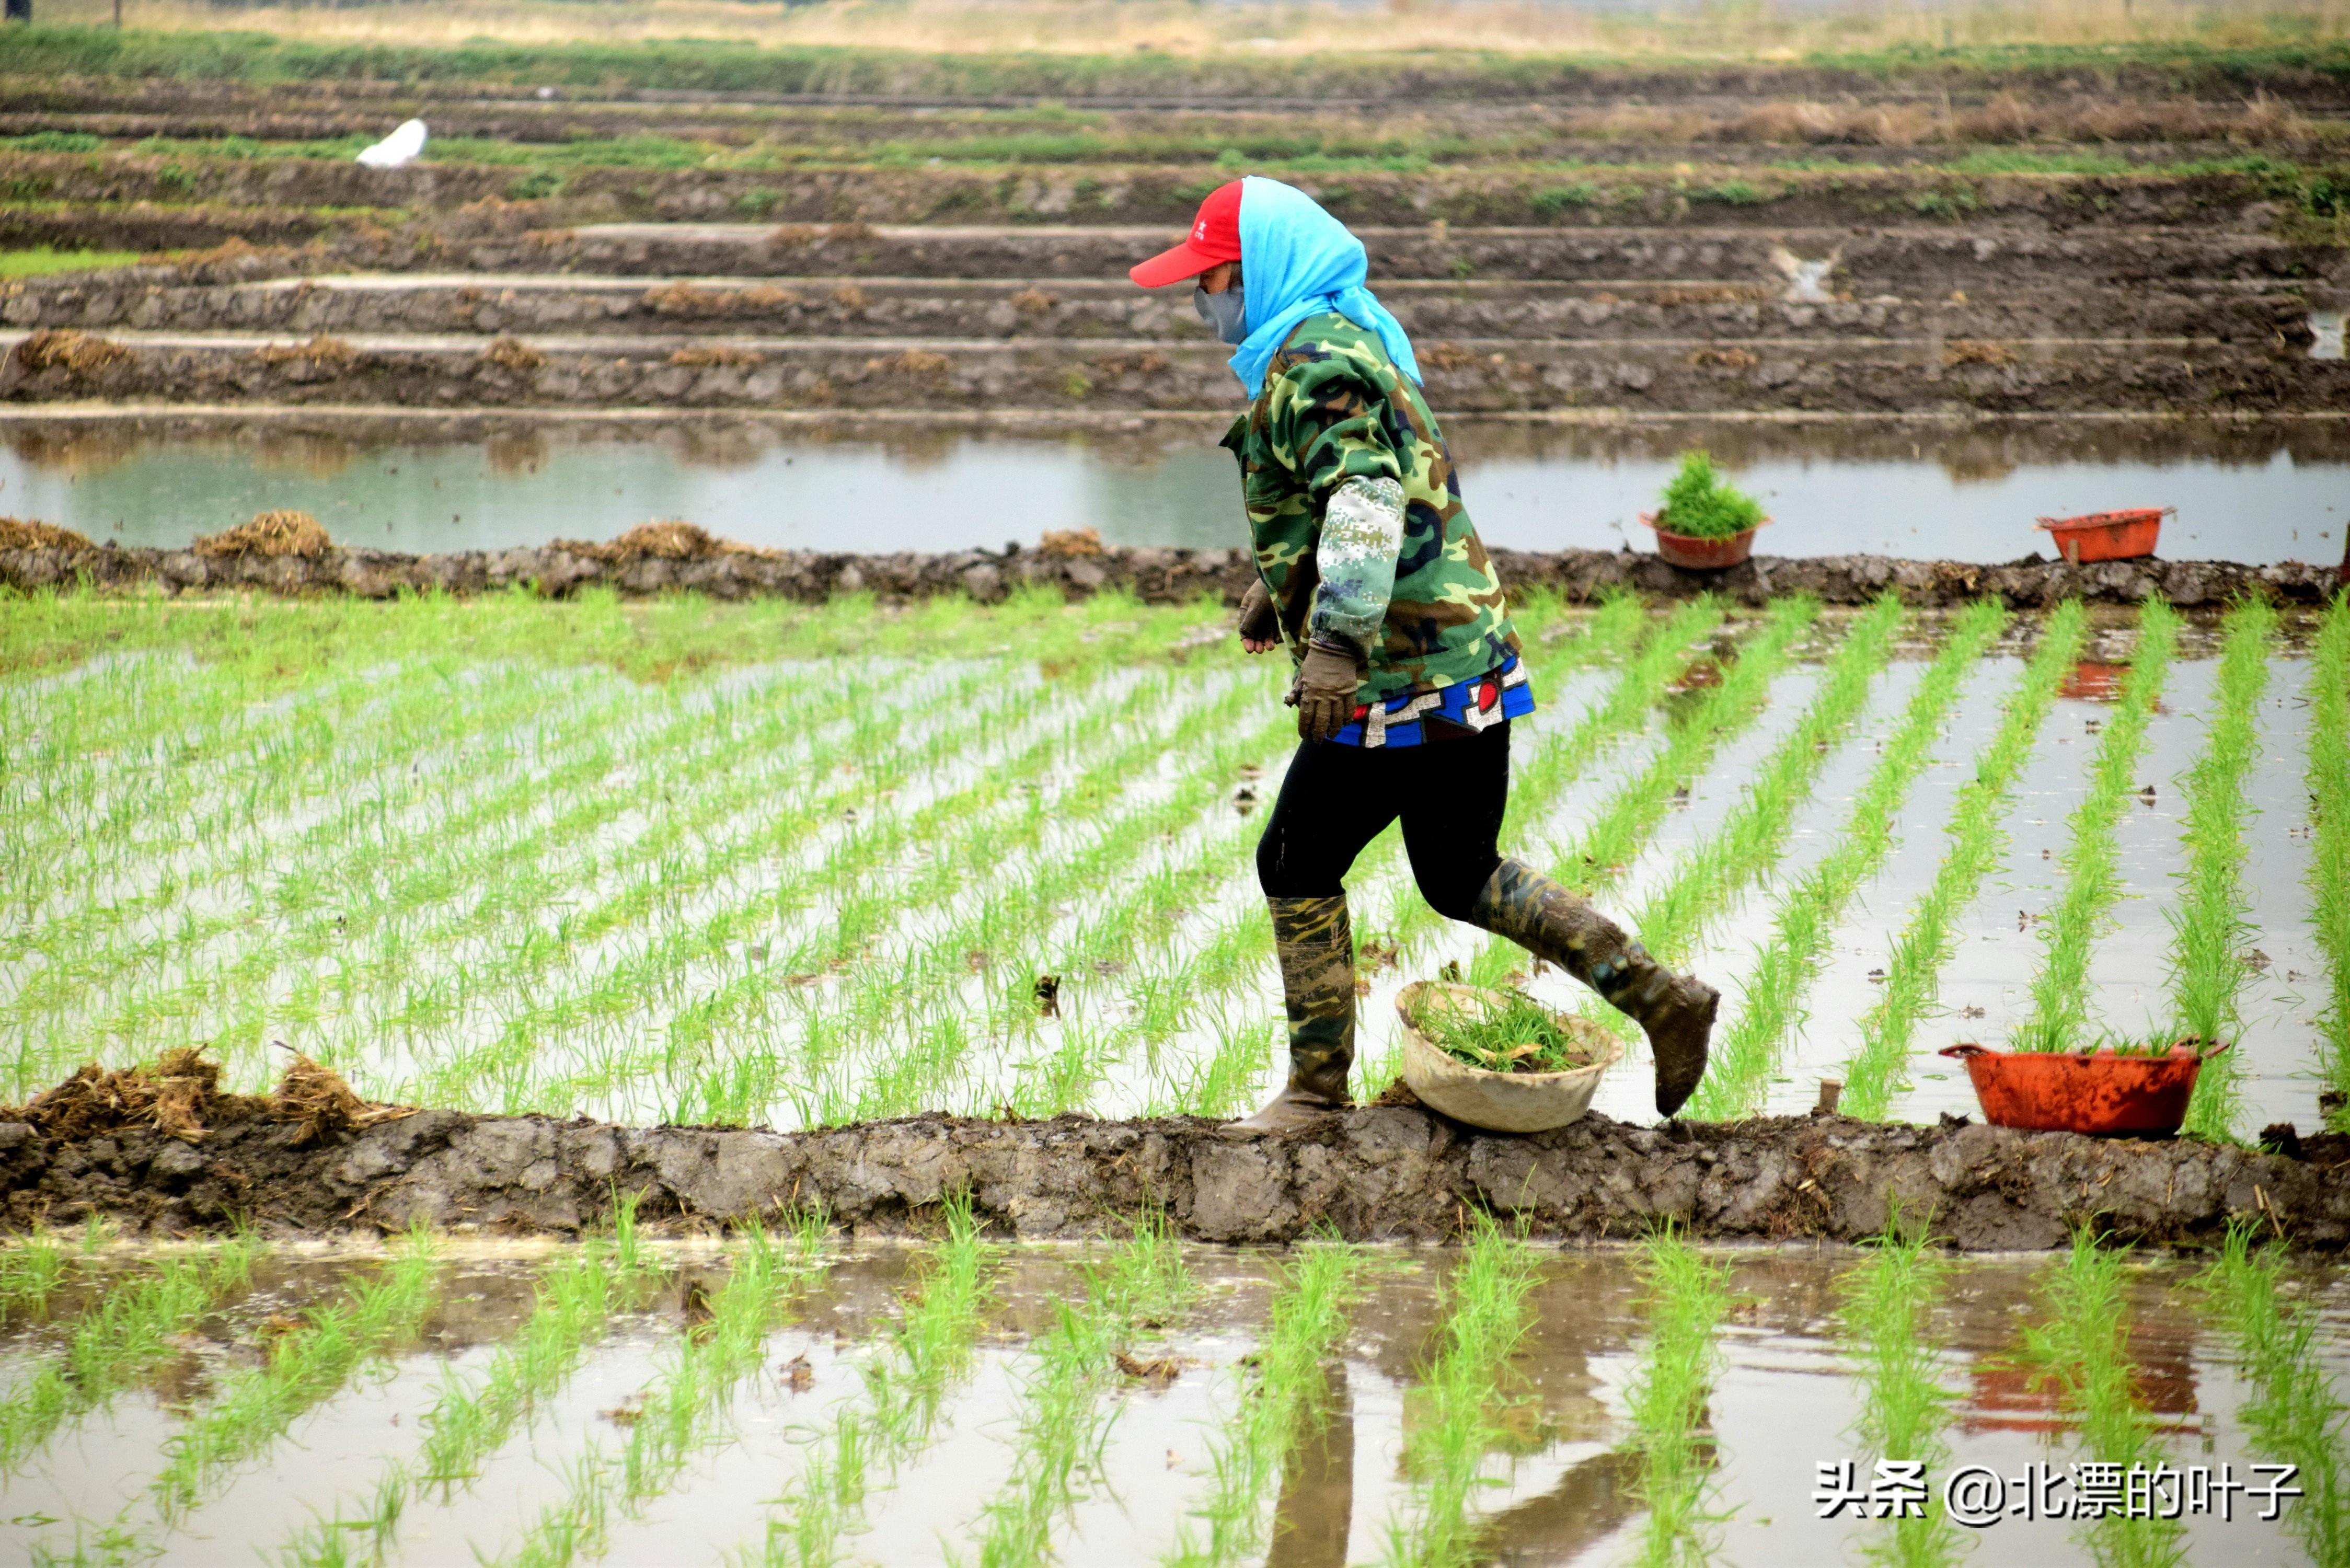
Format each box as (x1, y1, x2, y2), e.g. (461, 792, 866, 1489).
(2036, 508, 2169, 564)
(1939, 1039, 2224, 1136)
(1641, 513, 1768, 570)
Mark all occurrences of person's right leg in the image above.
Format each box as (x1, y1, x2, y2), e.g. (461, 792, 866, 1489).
(1241, 739, 1401, 1131)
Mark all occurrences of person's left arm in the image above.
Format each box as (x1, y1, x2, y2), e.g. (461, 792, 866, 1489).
(1263, 353, 1409, 664)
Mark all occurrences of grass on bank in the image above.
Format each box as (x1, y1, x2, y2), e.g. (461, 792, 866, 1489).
(2309, 594, 2350, 1131)
(0, 247, 140, 280)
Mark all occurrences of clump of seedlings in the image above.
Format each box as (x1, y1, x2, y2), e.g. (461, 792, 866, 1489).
(1654, 450, 1767, 539)
(2021, 1232, 2185, 1568)
(0, 1231, 262, 1473)
(1169, 1242, 1367, 1567)
(2308, 595, 2350, 1128)
(750, 1192, 994, 1567)
(0, 1227, 67, 1317)
(1412, 987, 1598, 1074)
(1842, 599, 2088, 1115)
(1377, 1216, 1542, 1568)
(1838, 1219, 1959, 1567)
(2011, 599, 2180, 1056)
(1621, 1225, 1734, 1568)
(278, 1198, 658, 1567)
(1693, 598, 2007, 1119)
(2197, 1224, 2347, 1567)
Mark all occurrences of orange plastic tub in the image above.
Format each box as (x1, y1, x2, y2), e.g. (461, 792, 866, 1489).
(1640, 513, 1768, 570)
(1939, 1039, 2223, 1136)
(2036, 507, 2169, 564)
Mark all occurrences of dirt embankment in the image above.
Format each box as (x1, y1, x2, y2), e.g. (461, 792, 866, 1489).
(4, 1096, 2344, 1252)
(3, 532, 2342, 608)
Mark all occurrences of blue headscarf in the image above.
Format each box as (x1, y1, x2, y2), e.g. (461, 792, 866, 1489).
(1228, 177, 1423, 399)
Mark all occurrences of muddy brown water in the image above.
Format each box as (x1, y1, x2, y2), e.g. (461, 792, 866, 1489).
(0, 1242, 2339, 1565)
(5, 414, 2345, 563)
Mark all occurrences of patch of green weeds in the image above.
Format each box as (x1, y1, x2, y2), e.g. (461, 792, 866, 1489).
(2196, 1224, 2348, 1568)
(745, 1192, 993, 1567)
(0, 246, 139, 279)
(2020, 1233, 2185, 1568)
(1375, 1216, 1542, 1568)
(0, 1231, 261, 1472)
(1692, 598, 2007, 1120)
(2172, 599, 2276, 1138)
(1841, 601, 2087, 1116)
(1167, 1241, 1365, 1567)
(1622, 1225, 1733, 1568)
(2012, 599, 2181, 1054)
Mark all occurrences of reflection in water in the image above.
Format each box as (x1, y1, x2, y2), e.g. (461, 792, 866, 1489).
(1269, 1358, 1353, 1568)
(3, 416, 2345, 564)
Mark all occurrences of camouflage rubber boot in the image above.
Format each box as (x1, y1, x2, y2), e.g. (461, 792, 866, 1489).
(1234, 894, 1357, 1133)
(1467, 858, 1720, 1118)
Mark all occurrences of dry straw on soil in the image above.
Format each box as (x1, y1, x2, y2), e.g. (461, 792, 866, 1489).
(193, 510, 333, 559)
(3, 1047, 409, 1146)
(0, 518, 92, 552)
(8, 329, 128, 377)
(552, 519, 780, 563)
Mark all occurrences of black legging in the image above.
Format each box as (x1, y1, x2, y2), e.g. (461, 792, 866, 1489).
(1254, 721, 1510, 922)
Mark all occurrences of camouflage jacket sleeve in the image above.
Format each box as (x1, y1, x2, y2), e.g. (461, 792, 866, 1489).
(1261, 351, 1410, 660)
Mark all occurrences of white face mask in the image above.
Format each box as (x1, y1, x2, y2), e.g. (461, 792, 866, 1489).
(1193, 283, 1249, 345)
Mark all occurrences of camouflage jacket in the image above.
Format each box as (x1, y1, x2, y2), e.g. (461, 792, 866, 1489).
(1220, 311, 1520, 705)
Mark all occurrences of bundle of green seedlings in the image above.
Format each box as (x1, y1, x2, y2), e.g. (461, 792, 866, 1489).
(1376, 1216, 1542, 1568)
(2012, 599, 2181, 1055)
(2021, 1232, 2186, 1568)
(1411, 986, 1598, 1074)
(1837, 1220, 1959, 1568)
(1653, 450, 1766, 540)
(2171, 598, 2276, 1137)
(2308, 595, 2350, 1129)
(2197, 1224, 2347, 1567)
(1840, 599, 2088, 1115)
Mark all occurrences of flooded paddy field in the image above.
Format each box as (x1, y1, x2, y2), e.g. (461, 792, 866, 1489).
(0, 1231, 2343, 1566)
(3, 412, 2347, 563)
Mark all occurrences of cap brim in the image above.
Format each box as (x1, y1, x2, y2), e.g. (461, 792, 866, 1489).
(1128, 240, 1224, 289)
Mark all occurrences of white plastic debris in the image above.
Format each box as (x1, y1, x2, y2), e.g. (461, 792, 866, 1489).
(355, 119, 428, 169)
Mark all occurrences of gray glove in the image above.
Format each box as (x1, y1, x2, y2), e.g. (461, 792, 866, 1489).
(1285, 639, 1363, 743)
(1236, 579, 1279, 649)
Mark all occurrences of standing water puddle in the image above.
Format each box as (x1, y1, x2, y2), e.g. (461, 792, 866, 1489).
(0, 1242, 2339, 1566)
(4, 417, 2346, 563)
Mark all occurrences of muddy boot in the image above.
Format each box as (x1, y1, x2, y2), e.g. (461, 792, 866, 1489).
(1467, 859, 1719, 1118)
(1234, 894, 1357, 1133)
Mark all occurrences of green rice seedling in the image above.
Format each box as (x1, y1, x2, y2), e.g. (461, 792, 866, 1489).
(1375, 1215, 1542, 1568)
(274, 1198, 660, 1567)
(745, 1191, 994, 1567)
(498, 1214, 830, 1568)
(145, 1227, 442, 1524)
(1690, 599, 2008, 1120)
(2169, 599, 2277, 1138)
(0, 1231, 261, 1472)
(2307, 594, 2350, 1130)
(1840, 601, 2089, 1117)
(0, 1226, 69, 1316)
(1619, 1225, 1734, 1568)
(2013, 599, 2181, 1056)
(2021, 1232, 2185, 1568)
(2196, 1224, 2347, 1567)
(967, 1209, 1196, 1568)
(1654, 450, 1766, 540)
(1837, 1221, 1959, 1568)
(1411, 986, 1599, 1074)
(1167, 1242, 1366, 1568)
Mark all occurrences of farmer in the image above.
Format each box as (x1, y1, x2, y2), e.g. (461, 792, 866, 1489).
(1128, 177, 1720, 1132)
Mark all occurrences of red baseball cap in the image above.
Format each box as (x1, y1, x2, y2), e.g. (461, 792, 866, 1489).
(1128, 180, 1243, 289)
